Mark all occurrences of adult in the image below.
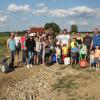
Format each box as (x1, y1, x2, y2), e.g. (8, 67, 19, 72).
(20, 31, 28, 65)
(61, 29, 71, 46)
(83, 32, 92, 49)
(41, 34, 47, 64)
(14, 32, 21, 64)
(76, 32, 83, 48)
(7, 32, 16, 68)
(25, 33, 36, 68)
(90, 28, 100, 50)
(56, 30, 63, 45)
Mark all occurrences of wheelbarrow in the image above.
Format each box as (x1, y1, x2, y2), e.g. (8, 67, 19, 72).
(0, 56, 11, 73)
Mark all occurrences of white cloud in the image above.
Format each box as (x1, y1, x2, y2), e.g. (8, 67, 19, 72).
(32, 5, 100, 18)
(33, 5, 48, 15)
(69, 20, 88, 26)
(7, 4, 31, 13)
(36, 3, 45, 8)
(49, 9, 67, 17)
(0, 15, 8, 23)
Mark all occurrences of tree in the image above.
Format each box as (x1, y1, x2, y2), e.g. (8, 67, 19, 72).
(70, 24, 78, 33)
(44, 22, 60, 35)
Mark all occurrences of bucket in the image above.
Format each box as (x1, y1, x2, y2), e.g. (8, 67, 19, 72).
(64, 57, 70, 65)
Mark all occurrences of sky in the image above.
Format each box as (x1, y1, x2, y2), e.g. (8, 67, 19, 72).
(0, 0, 100, 32)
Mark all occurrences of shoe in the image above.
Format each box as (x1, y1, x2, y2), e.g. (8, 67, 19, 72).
(26, 64, 30, 68)
(30, 64, 33, 68)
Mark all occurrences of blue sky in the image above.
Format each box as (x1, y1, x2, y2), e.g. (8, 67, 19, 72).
(0, 0, 100, 32)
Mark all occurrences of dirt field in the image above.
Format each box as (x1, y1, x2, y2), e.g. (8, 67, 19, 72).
(0, 64, 100, 100)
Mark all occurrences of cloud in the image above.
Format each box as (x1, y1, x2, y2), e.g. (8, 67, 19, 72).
(33, 5, 100, 18)
(36, 3, 45, 8)
(7, 4, 31, 13)
(33, 4, 48, 15)
(0, 15, 8, 23)
(69, 20, 88, 26)
(49, 9, 67, 17)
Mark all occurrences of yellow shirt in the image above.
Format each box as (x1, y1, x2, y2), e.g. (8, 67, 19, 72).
(70, 41, 75, 48)
(62, 46, 68, 55)
(70, 41, 78, 48)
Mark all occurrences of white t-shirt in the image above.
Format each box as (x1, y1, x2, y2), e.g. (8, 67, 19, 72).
(55, 47, 61, 56)
(56, 34, 64, 44)
(36, 41, 41, 52)
(14, 36, 21, 46)
(61, 34, 70, 46)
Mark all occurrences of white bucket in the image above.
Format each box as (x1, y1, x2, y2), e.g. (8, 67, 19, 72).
(64, 57, 70, 65)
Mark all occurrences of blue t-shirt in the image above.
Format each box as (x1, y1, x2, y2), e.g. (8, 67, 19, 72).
(92, 34, 100, 47)
(8, 39, 16, 51)
(71, 47, 79, 52)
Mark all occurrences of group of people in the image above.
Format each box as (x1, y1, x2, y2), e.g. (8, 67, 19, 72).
(7, 28, 100, 70)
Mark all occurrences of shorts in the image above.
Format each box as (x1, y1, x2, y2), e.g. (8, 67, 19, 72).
(16, 46, 20, 54)
(94, 57, 99, 64)
(80, 54, 86, 59)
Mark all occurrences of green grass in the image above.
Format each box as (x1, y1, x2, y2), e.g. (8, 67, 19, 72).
(0, 36, 9, 60)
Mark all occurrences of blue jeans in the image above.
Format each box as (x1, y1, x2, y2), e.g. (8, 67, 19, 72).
(27, 51, 34, 64)
(10, 50, 15, 67)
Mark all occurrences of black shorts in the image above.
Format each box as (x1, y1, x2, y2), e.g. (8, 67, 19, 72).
(16, 46, 20, 54)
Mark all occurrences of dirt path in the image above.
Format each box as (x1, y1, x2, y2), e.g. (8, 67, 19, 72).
(0, 64, 100, 100)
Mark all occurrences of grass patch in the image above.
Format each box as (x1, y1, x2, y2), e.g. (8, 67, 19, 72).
(52, 75, 79, 91)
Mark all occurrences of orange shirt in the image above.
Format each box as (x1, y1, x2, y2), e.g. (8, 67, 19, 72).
(94, 49, 100, 57)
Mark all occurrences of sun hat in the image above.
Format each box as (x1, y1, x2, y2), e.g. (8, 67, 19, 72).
(29, 33, 36, 37)
(29, 33, 34, 37)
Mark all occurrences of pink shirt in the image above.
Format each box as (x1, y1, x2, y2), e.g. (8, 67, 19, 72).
(20, 36, 26, 49)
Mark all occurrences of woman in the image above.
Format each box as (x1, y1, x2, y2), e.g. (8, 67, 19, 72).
(76, 32, 83, 49)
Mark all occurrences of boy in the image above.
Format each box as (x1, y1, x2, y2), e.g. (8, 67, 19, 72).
(94, 45, 100, 70)
(90, 50, 95, 69)
(71, 43, 79, 64)
(79, 43, 87, 60)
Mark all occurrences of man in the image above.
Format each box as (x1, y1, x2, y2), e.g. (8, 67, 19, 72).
(7, 32, 16, 68)
(83, 32, 92, 49)
(90, 28, 100, 50)
(61, 29, 71, 46)
(25, 33, 36, 68)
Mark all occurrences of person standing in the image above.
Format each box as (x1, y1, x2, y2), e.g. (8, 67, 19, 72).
(14, 32, 21, 65)
(25, 33, 36, 68)
(90, 28, 100, 50)
(7, 32, 16, 68)
(83, 32, 92, 49)
(20, 31, 28, 65)
(61, 29, 71, 47)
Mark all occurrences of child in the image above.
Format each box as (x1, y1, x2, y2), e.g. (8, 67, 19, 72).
(62, 44, 69, 62)
(35, 37, 42, 64)
(55, 42, 61, 64)
(71, 43, 79, 64)
(90, 50, 95, 69)
(70, 38, 78, 49)
(94, 45, 100, 70)
(79, 43, 87, 60)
